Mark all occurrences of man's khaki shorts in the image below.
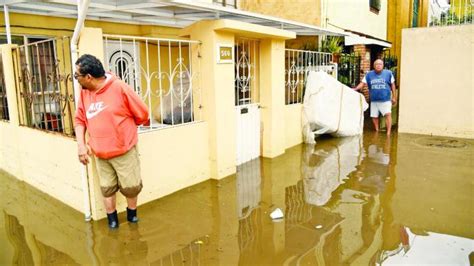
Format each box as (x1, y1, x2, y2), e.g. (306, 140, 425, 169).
(95, 146, 143, 198)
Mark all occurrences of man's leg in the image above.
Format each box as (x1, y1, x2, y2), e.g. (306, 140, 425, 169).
(372, 117, 380, 132)
(370, 102, 380, 132)
(112, 146, 142, 223)
(385, 113, 392, 135)
(126, 196, 139, 223)
(126, 196, 138, 209)
(104, 194, 117, 213)
(95, 156, 120, 229)
(104, 194, 119, 229)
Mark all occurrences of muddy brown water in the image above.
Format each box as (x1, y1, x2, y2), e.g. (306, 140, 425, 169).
(1, 132, 473, 265)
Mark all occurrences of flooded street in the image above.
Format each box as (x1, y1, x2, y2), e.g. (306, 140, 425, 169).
(1, 132, 473, 265)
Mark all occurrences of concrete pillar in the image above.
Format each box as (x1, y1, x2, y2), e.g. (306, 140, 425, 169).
(181, 20, 294, 178)
(180, 21, 237, 180)
(1, 44, 20, 126)
(259, 39, 286, 158)
(76, 27, 105, 220)
(78, 27, 105, 63)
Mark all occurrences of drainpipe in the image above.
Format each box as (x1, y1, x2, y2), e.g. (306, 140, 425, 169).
(3, 5, 12, 44)
(71, 0, 91, 222)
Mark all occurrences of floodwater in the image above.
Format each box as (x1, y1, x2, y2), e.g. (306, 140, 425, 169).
(1, 132, 473, 265)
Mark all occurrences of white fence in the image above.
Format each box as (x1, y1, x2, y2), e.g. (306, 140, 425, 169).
(285, 49, 334, 105)
(103, 34, 202, 131)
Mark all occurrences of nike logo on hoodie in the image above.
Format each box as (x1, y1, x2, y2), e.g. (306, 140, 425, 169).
(86, 102, 108, 119)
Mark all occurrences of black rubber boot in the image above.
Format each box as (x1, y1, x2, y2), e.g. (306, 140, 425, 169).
(127, 207, 139, 223)
(107, 210, 119, 229)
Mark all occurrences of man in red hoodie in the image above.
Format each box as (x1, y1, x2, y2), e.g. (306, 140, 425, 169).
(74, 54, 149, 229)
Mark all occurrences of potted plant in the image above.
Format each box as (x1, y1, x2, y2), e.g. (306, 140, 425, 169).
(322, 37, 343, 63)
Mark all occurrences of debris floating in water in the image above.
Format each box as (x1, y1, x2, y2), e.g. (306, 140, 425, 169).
(315, 225, 323, 229)
(270, 208, 284, 220)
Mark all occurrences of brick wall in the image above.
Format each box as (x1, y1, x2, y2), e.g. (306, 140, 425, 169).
(354, 44, 370, 81)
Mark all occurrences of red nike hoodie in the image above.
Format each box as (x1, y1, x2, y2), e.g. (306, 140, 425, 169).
(74, 73, 149, 159)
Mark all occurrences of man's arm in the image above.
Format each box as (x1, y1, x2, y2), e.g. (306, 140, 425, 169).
(353, 81, 366, 91)
(391, 82, 397, 106)
(122, 85, 149, 125)
(75, 125, 91, 165)
(74, 94, 91, 165)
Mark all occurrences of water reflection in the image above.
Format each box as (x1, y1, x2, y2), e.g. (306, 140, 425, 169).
(1, 132, 473, 265)
(302, 135, 364, 206)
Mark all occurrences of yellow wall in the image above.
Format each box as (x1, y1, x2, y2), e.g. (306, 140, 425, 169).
(89, 123, 211, 219)
(181, 19, 295, 177)
(181, 20, 238, 179)
(398, 25, 473, 138)
(285, 36, 319, 50)
(285, 104, 303, 148)
(239, 0, 322, 26)
(0, 124, 86, 212)
(322, 0, 388, 40)
(387, 0, 429, 79)
(0, 44, 86, 213)
(259, 38, 287, 158)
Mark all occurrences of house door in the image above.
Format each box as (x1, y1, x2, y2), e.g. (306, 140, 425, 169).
(235, 38, 260, 165)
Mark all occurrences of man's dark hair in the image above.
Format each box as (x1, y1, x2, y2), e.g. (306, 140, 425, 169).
(75, 54, 106, 78)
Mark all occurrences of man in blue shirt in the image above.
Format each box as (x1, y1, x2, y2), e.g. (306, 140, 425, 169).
(354, 59, 397, 135)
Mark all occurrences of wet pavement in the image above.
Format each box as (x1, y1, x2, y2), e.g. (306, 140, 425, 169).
(1, 132, 473, 265)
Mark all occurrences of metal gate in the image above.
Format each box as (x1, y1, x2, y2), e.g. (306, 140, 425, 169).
(235, 38, 260, 165)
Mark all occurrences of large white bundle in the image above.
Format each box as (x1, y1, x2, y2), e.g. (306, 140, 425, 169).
(302, 71, 368, 143)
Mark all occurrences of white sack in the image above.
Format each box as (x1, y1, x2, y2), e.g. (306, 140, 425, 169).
(302, 71, 368, 144)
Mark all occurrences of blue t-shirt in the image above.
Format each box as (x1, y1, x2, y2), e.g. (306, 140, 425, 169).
(363, 70, 394, 102)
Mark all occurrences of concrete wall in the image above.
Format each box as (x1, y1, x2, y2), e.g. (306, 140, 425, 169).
(90, 123, 211, 219)
(322, 0, 388, 40)
(285, 104, 303, 148)
(0, 124, 85, 212)
(239, 0, 321, 26)
(398, 25, 473, 138)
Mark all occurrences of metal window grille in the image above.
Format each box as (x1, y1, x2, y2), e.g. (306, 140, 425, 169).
(235, 38, 259, 106)
(14, 37, 75, 136)
(284, 49, 333, 105)
(103, 34, 202, 131)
